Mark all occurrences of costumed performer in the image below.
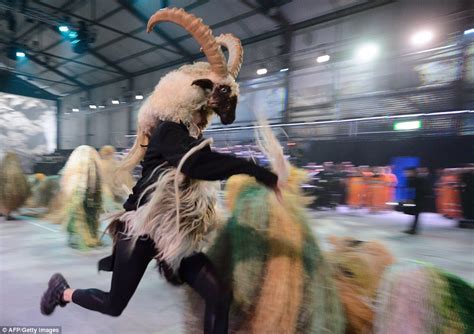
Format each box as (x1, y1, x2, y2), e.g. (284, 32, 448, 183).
(40, 8, 280, 334)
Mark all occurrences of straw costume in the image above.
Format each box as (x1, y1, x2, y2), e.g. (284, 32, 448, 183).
(0, 152, 30, 219)
(185, 124, 345, 334)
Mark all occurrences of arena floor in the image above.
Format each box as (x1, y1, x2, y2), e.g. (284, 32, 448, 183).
(1, 209, 473, 334)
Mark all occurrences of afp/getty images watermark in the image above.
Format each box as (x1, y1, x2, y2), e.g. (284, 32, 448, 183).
(1, 327, 61, 334)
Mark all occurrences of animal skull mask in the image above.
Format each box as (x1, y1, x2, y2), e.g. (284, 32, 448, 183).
(146, 8, 243, 126)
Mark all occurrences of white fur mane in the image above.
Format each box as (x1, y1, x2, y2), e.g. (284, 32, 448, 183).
(137, 62, 238, 137)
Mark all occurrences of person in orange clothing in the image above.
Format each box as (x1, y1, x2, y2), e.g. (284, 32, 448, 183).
(347, 169, 364, 208)
(383, 166, 398, 209)
(436, 169, 462, 219)
(360, 166, 374, 209)
(436, 170, 449, 216)
(369, 167, 386, 212)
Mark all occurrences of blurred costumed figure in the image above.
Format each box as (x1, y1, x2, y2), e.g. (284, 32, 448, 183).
(326, 237, 395, 334)
(186, 124, 345, 334)
(28, 175, 60, 209)
(0, 152, 31, 220)
(374, 262, 474, 334)
(56, 145, 103, 249)
(99, 145, 135, 202)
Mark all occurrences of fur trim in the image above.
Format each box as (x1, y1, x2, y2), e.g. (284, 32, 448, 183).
(123, 167, 220, 272)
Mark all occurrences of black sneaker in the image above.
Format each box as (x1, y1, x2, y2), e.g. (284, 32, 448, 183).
(40, 273, 70, 315)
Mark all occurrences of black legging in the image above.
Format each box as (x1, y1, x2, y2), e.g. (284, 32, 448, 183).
(72, 234, 231, 334)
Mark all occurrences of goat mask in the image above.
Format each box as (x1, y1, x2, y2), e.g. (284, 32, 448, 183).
(147, 8, 243, 126)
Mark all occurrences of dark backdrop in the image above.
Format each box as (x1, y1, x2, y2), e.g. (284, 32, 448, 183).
(306, 135, 474, 169)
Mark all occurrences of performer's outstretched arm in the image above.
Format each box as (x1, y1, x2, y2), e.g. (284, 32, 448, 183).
(155, 121, 278, 188)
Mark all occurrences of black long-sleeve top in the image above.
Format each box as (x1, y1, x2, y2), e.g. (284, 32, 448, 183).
(123, 121, 278, 211)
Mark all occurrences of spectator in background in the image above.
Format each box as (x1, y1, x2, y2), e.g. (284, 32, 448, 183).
(404, 167, 430, 235)
(384, 166, 398, 208)
(459, 166, 474, 223)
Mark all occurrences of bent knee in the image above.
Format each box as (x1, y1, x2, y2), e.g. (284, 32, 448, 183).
(104, 304, 126, 317)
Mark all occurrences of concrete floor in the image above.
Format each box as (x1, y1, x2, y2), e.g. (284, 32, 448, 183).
(1, 209, 473, 334)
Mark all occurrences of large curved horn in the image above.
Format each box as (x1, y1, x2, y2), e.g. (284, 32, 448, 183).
(216, 33, 243, 79)
(147, 8, 228, 78)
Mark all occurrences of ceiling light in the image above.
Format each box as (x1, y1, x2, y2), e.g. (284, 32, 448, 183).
(68, 31, 78, 39)
(111, 100, 120, 105)
(15, 51, 26, 58)
(256, 68, 267, 75)
(280, 68, 289, 72)
(89, 104, 97, 109)
(316, 54, 330, 63)
(411, 30, 433, 45)
(72, 108, 79, 112)
(135, 95, 144, 100)
(98, 105, 105, 109)
(464, 28, 474, 35)
(355, 43, 379, 62)
(58, 25, 69, 33)
(393, 120, 422, 131)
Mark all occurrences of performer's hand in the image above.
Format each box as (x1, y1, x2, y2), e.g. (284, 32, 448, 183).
(274, 185, 284, 204)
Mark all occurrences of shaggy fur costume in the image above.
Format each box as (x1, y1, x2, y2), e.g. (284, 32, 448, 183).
(185, 169, 345, 334)
(374, 262, 474, 334)
(122, 165, 221, 272)
(0, 152, 30, 217)
(326, 237, 395, 334)
(54, 145, 103, 249)
(99, 145, 134, 201)
(184, 121, 345, 333)
(29, 175, 60, 208)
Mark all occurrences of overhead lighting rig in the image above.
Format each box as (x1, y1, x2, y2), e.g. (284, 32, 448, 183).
(0, 2, 97, 55)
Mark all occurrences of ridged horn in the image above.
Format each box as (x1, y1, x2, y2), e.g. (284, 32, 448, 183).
(216, 33, 243, 79)
(147, 8, 228, 78)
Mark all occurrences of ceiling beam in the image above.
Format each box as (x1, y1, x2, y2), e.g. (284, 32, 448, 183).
(84, 8, 263, 68)
(32, 0, 181, 51)
(40, 6, 124, 53)
(45, 25, 131, 77)
(0, 0, 85, 55)
(0, 39, 123, 75)
(66, 0, 396, 94)
(116, 0, 193, 61)
(88, 49, 131, 76)
(27, 53, 87, 88)
(37, 6, 261, 75)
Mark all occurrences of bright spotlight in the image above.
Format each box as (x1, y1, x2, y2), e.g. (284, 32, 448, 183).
(256, 68, 267, 75)
(280, 68, 289, 72)
(68, 31, 78, 39)
(111, 100, 120, 105)
(72, 108, 79, 112)
(135, 95, 144, 100)
(464, 28, 474, 35)
(355, 43, 379, 62)
(411, 30, 433, 45)
(393, 120, 421, 131)
(59, 25, 69, 33)
(89, 104, 97, 109)
(15, 51, 26, 58)
(316, 54, 330, 63)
